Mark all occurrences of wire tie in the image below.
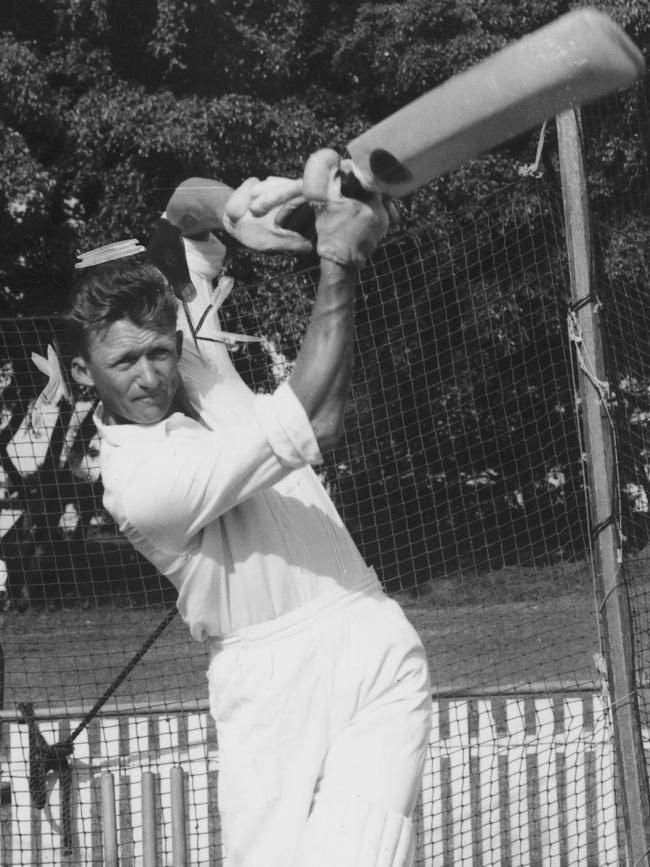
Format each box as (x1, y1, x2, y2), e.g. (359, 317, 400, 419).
(569, 293, 601, 314)
(592, 514, 614, 537)
(607, 688, 637, 712)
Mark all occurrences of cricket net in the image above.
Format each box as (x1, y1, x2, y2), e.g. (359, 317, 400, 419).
(1, 82, 649, 864)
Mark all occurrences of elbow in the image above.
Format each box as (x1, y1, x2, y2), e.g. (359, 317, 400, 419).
(165, 178, 218, 238)
(165, 187, 203, 237)
(165, 178, 231, 239)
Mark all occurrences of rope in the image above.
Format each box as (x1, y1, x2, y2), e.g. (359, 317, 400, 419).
(567, 308, 612, 400)
(66, 606, 178, 745)
(567, 307, 625, 558)
(17, 605, 179, 824)
(631, 846, 650, 867)
(517, 121, 548, 178)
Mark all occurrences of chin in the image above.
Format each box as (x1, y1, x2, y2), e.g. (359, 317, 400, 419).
(120, 400, 172, 426)
(134, 408, 169, 425)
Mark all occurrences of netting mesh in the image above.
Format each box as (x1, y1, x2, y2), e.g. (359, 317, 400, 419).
(2, 84, 650, 864)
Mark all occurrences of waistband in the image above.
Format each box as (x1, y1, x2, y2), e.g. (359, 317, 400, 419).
(208, 569, 384, 653)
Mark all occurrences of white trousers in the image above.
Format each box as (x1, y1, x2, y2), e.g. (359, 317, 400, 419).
(207, 583, 431, 867)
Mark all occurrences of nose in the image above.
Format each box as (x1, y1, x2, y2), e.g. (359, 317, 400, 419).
(136, 358, 159, 390)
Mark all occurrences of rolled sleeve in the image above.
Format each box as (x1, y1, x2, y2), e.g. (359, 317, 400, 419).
(256, 381, 323, 467)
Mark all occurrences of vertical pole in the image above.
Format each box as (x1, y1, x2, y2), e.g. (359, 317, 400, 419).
(142, 771, 158, 867)
(170, 766, 187, 867)
(556, 106, 650, 867)
(101, 771, 119, 867)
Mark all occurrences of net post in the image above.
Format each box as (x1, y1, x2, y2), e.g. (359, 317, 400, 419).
(556, 105, 650, 866)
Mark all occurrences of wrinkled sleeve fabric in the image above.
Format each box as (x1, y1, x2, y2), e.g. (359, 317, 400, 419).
(255, 381, 322, 467)
(111, 382, 321, 555)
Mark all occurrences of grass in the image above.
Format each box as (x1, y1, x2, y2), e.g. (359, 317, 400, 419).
(396, 560, 594, 608)
(0, 559, 603, 715)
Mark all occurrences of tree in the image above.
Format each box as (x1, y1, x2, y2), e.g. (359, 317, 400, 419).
(2, 0, 647, 315)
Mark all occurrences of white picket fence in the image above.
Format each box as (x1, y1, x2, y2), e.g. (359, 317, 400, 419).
(418, 695, 620, 867)
(0, 695, 620, 866)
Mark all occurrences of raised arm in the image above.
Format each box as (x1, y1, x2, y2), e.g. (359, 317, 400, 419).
(164, 156, 392, 455)
(288, 259, 357, 452)
(287, 149, 391, 453)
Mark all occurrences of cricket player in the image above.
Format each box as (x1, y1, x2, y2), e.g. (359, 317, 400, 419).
(62, 150, 431, 867)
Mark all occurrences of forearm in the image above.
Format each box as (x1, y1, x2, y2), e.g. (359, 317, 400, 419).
(289, 260, 357, 453)
(165, 178, 234, 239)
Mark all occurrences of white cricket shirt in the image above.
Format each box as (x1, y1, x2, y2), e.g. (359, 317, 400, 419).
(95, 234, 376, 640)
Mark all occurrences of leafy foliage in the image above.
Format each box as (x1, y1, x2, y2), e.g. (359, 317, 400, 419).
(1, 0, 646, 314)
(1, 0, 650, 589)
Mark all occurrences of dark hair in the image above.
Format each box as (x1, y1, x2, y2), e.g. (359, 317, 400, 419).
(61, 257, 178, 357)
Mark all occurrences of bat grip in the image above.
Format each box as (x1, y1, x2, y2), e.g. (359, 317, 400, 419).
(279, 201, 317, 239)
(280, 169, 372, 239)
(339, 169, 374, 200)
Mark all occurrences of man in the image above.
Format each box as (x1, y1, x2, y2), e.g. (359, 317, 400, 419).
(63, 150, 431, 867)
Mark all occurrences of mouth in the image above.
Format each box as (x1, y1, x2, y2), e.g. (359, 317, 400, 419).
(135, 391, 165, 403)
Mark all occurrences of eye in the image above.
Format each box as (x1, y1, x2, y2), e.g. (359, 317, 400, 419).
(151, 347, 172, 361)
(113, 356, 136, 370)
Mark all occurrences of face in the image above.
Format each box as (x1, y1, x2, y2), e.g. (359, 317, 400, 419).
(72, 318, 183, 425)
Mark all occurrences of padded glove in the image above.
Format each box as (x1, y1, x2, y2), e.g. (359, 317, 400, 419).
(302, 148, 394, 269)
(223, 177, 313, 254)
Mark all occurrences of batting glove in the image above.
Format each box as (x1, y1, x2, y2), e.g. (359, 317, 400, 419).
(303, 148, 396, 269)
(223, 176, 314, 255)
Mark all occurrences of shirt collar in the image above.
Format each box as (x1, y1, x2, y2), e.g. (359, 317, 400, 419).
(94, 402, 193, 446)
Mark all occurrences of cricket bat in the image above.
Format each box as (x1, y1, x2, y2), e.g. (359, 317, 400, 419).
(284, 6, 644, 234)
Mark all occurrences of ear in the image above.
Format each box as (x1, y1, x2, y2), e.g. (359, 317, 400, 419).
(71, 356, 95, 388)
(176, 330, 183, 358)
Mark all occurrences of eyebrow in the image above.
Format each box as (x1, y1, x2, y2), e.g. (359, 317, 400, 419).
(107, 339, 173, 366)
(109, 352, 136, 366)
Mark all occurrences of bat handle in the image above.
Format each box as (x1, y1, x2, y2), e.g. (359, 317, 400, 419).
(279, 201, 317, 239)
(280, 169, 372, 239)
(339, 169, 374, 201)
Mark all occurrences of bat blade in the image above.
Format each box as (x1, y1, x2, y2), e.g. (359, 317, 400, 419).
(347, 8, 645, 198)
